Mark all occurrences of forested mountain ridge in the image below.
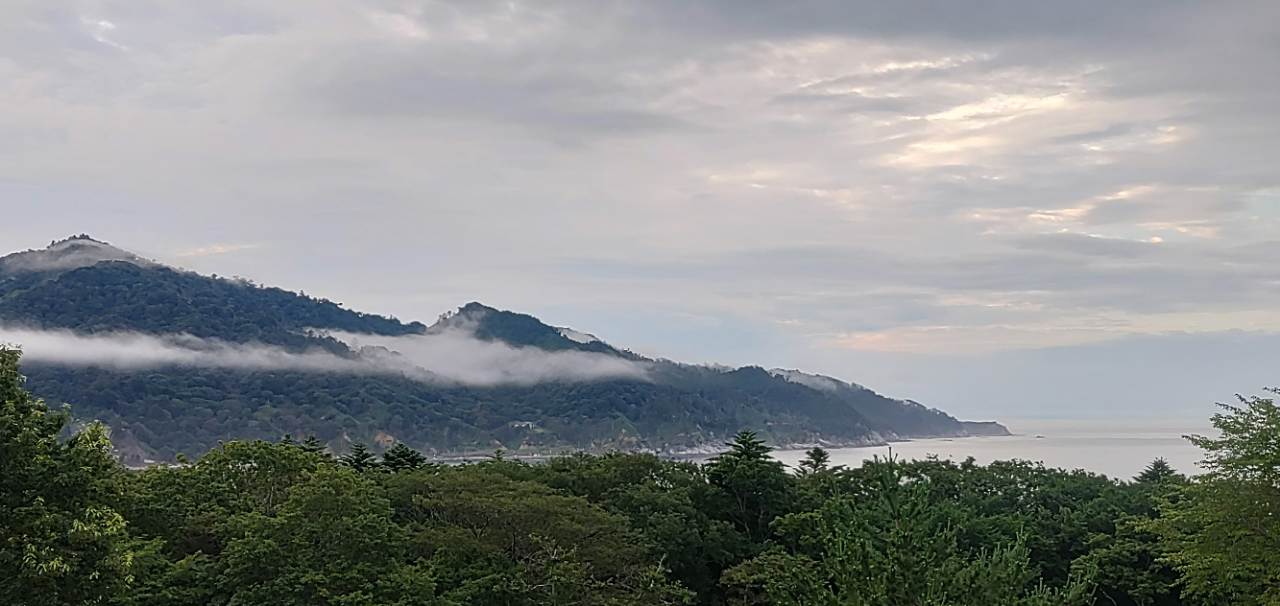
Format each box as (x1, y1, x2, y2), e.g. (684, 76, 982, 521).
(0, 237, 1004, 463)
(0, 236, 426, 352)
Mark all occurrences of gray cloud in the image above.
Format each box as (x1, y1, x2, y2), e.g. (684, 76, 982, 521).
(1, 326, 377, 374)
(0, 325, 649, 386)
(1, 0, 1278, 415)
(304, 56, 686, 137)
(333, 330, 649, 385)
(638, 0, 1203, 42)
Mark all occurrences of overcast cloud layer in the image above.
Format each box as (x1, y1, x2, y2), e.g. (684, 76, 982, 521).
(2, 1, 1278, 417)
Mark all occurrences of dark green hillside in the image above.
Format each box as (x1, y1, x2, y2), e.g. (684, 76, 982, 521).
(24, 356, 964, 462)
(0, 255, 424, 351)
(3, 237, 1001, 462)
(656, 365, 971, 439)
(26, 363, 883, 463)
(831, 388, 965, 438)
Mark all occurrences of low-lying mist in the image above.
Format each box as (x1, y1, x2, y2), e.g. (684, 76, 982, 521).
(330, 330, 649, 386)
(0, 325, 650, 387)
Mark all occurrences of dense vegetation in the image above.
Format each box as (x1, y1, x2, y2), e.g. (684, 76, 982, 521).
(0, 260, 426, 352)
(25, 363, 970, 464)
(4, 348, 1278, 605)
(1, 239, 981, 461)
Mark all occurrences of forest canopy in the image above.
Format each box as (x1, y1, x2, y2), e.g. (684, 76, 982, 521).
(3, 347, 1278, 605)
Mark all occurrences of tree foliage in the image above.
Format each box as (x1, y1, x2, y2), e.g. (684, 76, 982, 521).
(0, 347, 132, 606)
(5, 349, 1279, 606)
(704, 430, 795, 543)
(1150, 393, 1280, 605)
(724, 457, 1095, 606)
(381, 442, 429, 472)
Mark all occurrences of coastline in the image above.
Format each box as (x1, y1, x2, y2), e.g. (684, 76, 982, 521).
(425, 420, 1013, 464)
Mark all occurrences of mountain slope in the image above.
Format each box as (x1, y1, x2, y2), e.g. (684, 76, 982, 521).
(433, 302, 633, 357)
(0, 237, 425, 352)
(1, 237, 1006, 463)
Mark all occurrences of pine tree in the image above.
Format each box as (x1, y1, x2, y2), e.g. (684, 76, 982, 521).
(1135, 457, 1177, 483)
(339, 442, 378, 472)
(381, 442, 427, 472)
(705, 430, 795, 542)
(300, 435, 326, 455)
(797, 447, 831, 476)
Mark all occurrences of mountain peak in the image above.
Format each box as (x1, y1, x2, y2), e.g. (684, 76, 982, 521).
(430, 302, 623, 355)
(428, 302, 496, 332)
(0, 235, 153, 277)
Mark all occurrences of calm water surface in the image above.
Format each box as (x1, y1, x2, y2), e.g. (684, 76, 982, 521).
(770, 419, 1217, 480)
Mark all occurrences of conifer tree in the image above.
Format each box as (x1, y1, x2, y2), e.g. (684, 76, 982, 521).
(705, 430, 795, 542)
(1134, 457, 1178, 484)
(300, 435, 326, 455)
(797, 447, 831, 476)
(381, 442, 427, 472)
(339, 441, 378, 472)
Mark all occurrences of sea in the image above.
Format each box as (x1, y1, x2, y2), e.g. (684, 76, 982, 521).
(769, 419, 1217, 481)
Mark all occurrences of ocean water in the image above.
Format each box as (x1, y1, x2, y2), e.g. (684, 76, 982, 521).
(770, 419, 1217, 481)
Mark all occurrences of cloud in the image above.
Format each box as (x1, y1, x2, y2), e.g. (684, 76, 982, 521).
(177, 244, 260, 257)
(331, 329, 650, 385)
(0, 0, 1278, 416)
(0, 326, 376, 374)
(0, 325, 649, 387)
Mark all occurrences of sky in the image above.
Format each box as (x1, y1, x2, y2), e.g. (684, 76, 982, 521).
(2, 0, 1279, 419)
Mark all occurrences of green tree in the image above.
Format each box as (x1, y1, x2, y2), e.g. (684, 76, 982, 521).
(796, 447, 830, 476)
(219, 467, 443, 606)
(0, 347, 133, 606)
(1152, 392, 1280, 605)
(384, 466, 689, 605)
(300, 435, 327, 455)
(340, 442, 378, 473)
(725, 457, 1094, 606)
(527, 452, 749, 605)
(704, 430, 795, 543)
(1136, 458, 1180, 484)
(120, 438, 333, 563)
(1074, 518, 1182, 606)
(381, 443, 428, 472)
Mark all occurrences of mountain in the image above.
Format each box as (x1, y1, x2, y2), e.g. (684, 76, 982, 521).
(431, 302, 630, 357)
(1, 237, 1006, 464)
(0, 235, 155, 276)
(0, 236, 425, 353)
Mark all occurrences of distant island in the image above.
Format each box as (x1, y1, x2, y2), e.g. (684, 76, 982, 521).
(0, 236, 1007, 463)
